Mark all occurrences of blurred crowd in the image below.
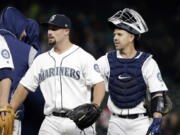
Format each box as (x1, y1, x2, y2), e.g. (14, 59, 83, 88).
(1, 1, 180, 134)
(161, 112, 180, 135)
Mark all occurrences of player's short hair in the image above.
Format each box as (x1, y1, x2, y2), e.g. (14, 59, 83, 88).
(108, 8, 148, 35)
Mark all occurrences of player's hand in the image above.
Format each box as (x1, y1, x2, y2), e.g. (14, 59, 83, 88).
(146, 118, 162, 135)
(0, 103, 9, 120)
(1, 111, 6, 120)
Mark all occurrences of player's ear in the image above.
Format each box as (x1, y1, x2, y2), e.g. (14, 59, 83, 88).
(64, 29, 70, 36)
(129, 33, 135, 42)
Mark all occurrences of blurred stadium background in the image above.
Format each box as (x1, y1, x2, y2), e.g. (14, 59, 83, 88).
(1, 0, 180, 134)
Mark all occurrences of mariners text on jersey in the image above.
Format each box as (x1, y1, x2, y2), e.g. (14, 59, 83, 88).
(38, 66, 80, 83)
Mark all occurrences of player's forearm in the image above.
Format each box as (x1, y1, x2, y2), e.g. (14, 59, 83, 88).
(92, 81, 105, 106)
(10, 84, 29, 111)
(0, 78, 12, 105)
(152, 93, 163, 118)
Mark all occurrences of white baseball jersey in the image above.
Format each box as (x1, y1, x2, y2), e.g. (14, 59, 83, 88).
(0, 35, 14, 69)
(20, 44, 103, 115)
(97, 51, 168, 115)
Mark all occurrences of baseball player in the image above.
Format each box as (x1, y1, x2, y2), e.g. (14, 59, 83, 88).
(0, 7, 41, 135)
(10, 14, 105, 135)
(97, 8, 170, 135)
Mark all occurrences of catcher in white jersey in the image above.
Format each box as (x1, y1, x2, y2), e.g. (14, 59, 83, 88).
(97, 8, 172, 135)
(10, 14, 105, 135)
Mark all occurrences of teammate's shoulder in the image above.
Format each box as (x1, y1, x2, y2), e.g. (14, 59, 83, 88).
(139, 51, 152, 56)
(142, 52, 158, 66)
(97, 55, 108, 66)
(0, 34, 7, 45)
(137, 51, 152, 60)
(0, 34, 4, 39)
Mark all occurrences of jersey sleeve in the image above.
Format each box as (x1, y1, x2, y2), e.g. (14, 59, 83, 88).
(82, 54, 104, 86)
(97, 54, 110, 92)
(142, 57, 168, 93)
(0, 36, 14, 69)
(0, 68, 13, 80)
(20, 56, 40, 92)
(97, 55, 109, 78)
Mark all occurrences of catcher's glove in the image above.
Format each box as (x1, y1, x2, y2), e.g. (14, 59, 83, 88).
(66, 103, 102, 130)
(0, 105, 15, 135)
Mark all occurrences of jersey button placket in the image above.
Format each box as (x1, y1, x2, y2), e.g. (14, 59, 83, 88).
(55, 59, 62, 110)
(56, 77, 61, 109)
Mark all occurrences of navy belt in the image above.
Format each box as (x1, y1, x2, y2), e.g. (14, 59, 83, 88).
(112, 113, 148, 119)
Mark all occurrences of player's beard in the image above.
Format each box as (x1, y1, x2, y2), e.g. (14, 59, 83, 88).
(48, 39, 56, 46)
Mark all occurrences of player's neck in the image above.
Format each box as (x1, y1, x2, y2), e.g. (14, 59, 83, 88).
(119, 44, 137, 59)
(54, 39, 73, 54)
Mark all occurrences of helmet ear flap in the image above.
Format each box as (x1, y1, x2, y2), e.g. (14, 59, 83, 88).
(108, 8, 148, 35)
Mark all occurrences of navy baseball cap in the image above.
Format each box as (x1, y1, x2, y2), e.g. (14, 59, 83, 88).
(42, 14, 72, 29)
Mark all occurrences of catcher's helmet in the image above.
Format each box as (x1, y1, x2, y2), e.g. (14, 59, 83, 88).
(108, 8, 148, 35)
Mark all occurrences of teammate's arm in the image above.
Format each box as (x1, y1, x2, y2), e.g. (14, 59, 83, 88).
(92, 81, 105, 106)
(0, 78, 12, 105)
(10, 84, 29, 111)
(0, 68, 13, 105)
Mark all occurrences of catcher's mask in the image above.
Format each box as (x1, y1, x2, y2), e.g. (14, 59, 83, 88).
(108, 8, 148, 35)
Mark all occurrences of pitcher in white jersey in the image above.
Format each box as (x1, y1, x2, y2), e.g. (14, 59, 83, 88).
(97, 8, 171, 135)
(10, 14, 105, 135)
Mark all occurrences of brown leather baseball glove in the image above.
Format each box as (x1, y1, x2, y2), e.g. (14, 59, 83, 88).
(0, 105, 15, 135)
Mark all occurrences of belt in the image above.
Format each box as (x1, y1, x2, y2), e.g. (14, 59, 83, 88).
(52, 111, 69, 117)
(112, 113, 148, 119)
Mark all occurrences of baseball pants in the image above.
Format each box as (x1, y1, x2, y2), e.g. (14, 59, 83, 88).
(107, 114, 152, 135)
(38, 115, 96, 135)
(13, 119, 21, 135)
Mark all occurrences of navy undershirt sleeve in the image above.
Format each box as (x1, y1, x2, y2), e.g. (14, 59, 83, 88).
(0, 68, 13, 81)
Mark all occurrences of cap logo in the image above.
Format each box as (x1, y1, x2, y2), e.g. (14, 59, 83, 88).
(50, 15, 56, 22)
(65, 24, 68, 27)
